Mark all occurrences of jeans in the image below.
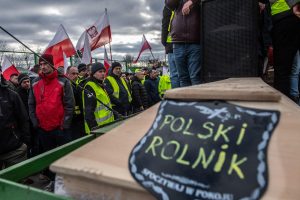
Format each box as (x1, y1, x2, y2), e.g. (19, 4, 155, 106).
(167, 53, 180, 88)
(272, 15, 300, 97)
(173, 43, 201, 87)
(290, 51, 300, 98)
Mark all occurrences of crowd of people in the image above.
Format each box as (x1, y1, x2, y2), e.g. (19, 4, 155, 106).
(0, 0, 299, 192)
(0, 54, 172, 173)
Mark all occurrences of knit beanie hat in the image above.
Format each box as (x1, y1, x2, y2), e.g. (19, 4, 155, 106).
(18, 73, 30, 84)
(77, 63, 87, 73)
(91, 63, 105, 75)
(111, 62, 122, 71)
(39, 54, 54, 66)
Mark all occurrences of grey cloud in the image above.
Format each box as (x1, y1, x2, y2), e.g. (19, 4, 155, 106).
(0, 0, 165, 60)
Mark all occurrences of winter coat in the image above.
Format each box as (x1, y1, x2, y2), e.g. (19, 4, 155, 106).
(104, 73, 131, 114)
(166, 0, 201, 43)
(0, 75, 30, 154)
(144, 77, 161, 106)
(17, 87, 30, 113)
(28, 71, 74, 131)
(162, 6, 173, 54)
(131, 76, 149, 111)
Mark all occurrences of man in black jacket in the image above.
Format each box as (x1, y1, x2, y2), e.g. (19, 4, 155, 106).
(66, 66, 85, 139)
(104, 62, 132, 118)
(144, 69, 161, 106)
(131, 71, 149, 112)
(16, 73, 38, 158)
(0, 67, 30, 169)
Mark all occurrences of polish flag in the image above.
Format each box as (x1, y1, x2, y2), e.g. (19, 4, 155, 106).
(81, 32, 92, 65)
(53, 47, 64, 68)
(76, 10, 112, 52)
(44, 24, 76, 58)
(133, 34, 152, 63)
(104, 47, 110, 74)
(1, 55, 20, 81)
(63, 52, 68, 74)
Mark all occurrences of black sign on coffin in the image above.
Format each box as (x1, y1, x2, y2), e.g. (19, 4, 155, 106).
(129, 100, 280, 200)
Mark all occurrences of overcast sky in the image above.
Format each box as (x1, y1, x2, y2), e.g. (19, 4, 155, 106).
(0, 0, 165, 61)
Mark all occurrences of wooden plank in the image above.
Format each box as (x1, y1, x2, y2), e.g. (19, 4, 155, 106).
(51, 78, 300, 200)
(164, 78, 281, 102)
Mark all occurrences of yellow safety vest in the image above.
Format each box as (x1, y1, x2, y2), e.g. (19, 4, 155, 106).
(106, 76, 132, 104)
(76, 76, 85, 85)
(167, 11, 175, 43)
(158, 75, 172, 98)
(82, 81, 114, 134)
(271, 0, 290, 15)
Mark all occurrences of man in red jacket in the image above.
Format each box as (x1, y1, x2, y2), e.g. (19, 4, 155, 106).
(28, 54, 74, 153)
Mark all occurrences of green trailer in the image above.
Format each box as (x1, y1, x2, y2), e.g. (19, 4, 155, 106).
(0, 121, 124, 200)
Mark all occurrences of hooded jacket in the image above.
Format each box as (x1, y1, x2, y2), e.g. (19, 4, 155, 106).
(28, 71, 74, 131)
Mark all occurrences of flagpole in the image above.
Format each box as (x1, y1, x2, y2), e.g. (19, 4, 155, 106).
(105, 8, 113, 62)
(60, 24, 82, 61)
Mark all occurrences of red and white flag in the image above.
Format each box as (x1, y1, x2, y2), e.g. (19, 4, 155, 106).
(133, 34, 152, 63)
(81, 32, 92, 65)
(63, 52, 68, 74)
(44, 24, 76, 58)
(53, 46, 64, 68)
(104, 47, 110, 74)
(76, 10, 112, 52)
(1, 55, 20, 81)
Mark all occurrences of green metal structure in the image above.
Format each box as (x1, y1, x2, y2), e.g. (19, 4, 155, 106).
(0, 121, 124, 200)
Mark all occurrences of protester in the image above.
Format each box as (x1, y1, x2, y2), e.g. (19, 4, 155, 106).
(165, 0, 201, 87)
(131, 71, 149, 112)
(16, 73, 38, 157)
(17, 74, 30, 112)
(162, 6, 180, 88)
(7, 73, 19, 91)
(144, 69, 161, 106)
(66, 66, 85, 139)
(270, 0, 300, 102)
(82, 63, 114, 134)
(28, 54, 74, 187)
(0, 67, 30, 169)
(104, 62, 132, 118)
(76, 63, 88, 85)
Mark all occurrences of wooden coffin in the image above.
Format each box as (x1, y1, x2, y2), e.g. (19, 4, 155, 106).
(51, 78, 300, 200)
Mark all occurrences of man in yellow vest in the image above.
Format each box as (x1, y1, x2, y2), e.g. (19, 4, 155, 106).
(82, 63, 114, 134)
(162, 5, 180, 88)
(270, 0, 300, 102)
(104, 62, 132, 118)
